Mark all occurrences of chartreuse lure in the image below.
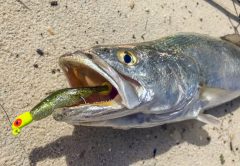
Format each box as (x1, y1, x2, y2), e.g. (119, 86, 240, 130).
(11, 84, 111, 136)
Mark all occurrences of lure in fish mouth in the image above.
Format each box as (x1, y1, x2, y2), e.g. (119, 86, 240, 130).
(12, 33, 240, 133)
(55, 49, 144, 122)
(59, 50, 141, 109)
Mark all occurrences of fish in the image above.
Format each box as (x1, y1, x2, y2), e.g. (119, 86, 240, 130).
(11, 85, 110, 135)
(51, 33, 240, 129)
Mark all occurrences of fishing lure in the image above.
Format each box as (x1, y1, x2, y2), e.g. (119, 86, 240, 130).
(11, 83, 111, 136)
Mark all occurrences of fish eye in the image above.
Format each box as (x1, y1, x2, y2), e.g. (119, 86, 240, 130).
(14, 118, 22, 127)
(117, 50, 138, 66)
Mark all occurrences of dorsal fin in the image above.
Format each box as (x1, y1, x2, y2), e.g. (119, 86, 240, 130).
(221, 34, 240, 47)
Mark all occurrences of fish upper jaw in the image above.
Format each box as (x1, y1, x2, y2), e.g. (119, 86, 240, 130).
(59, 50, 141, 111)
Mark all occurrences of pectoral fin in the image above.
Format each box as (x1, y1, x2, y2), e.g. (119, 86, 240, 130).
(199, 86, 240, 110)
(196, 86, 240, 125)
(197, 113, 220, 126)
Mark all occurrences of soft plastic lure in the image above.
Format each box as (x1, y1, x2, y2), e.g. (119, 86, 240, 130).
(11, 84, 110, 136)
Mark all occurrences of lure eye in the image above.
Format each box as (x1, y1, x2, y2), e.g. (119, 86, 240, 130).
(117, 50, 138, 66)
(14, 118, 22, 127)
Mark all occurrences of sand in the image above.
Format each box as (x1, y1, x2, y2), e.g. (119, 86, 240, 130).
(0, 0, 240, 165)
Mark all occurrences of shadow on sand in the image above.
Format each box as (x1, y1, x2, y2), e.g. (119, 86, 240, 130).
(29, 97, 240, 166)
(29, 121, 209, 166)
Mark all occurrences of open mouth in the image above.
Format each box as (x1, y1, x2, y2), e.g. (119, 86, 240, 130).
(60, 50, 143, 111)
(55, 50, 142, 122)
(59, 50, 141, 112)
(61, 61, 119, 106)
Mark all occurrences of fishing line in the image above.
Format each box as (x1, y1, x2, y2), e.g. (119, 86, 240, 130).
(0, 103, 28, 165)
(80, 96, 87, 104)
(0, 104, 12, 126)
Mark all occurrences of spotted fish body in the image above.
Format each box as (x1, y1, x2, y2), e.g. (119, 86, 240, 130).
(55, 33, 240, 129)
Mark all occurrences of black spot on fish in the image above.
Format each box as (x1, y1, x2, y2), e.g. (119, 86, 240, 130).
(167, 67, 173, 75)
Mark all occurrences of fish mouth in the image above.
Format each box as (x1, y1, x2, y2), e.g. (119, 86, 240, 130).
(59, 50, 141, 111)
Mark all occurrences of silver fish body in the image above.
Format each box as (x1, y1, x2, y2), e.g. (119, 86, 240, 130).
(53, 33, 240, 129)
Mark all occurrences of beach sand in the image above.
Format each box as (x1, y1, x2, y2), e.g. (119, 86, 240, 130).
(1, 0, 240, 165)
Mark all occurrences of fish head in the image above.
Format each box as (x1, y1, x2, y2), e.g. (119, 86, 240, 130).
(55, 43, 161, 123)
(90, 44, 157, 101)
